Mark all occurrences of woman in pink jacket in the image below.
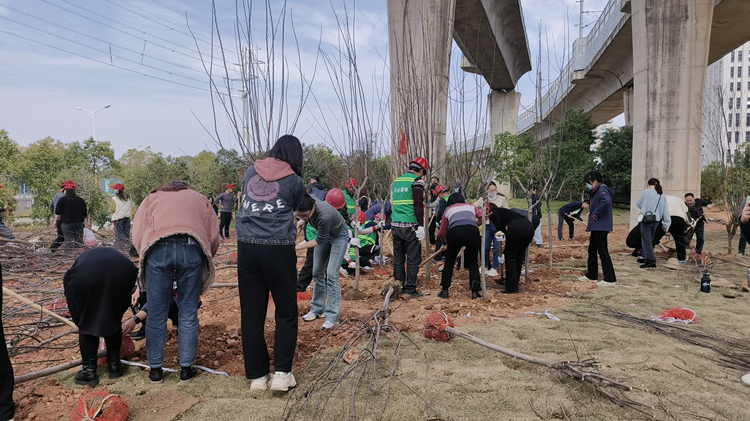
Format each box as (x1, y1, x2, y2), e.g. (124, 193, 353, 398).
(132, 181, 220, 383)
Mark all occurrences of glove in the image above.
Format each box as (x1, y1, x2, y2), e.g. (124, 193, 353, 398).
(349, 238, 360, 247)
(377, 221, 386, 229)
(415, 226, 425, 241)
(348, 261, 356, 269)
(498, 254, 505, 264)
(494, 232, 505, 242)
(350, 221, 360, 230)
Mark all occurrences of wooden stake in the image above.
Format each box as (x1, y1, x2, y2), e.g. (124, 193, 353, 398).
(3, 287, 78, 330)
(419, 247, 446, 268)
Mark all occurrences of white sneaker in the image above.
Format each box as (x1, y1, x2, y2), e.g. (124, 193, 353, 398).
(249, 373, 271, 390)
(363, 266, 372, 271)
(578, 276, 595, 282)
(596, 280, 616, 286)
(302, 311, 323, 322)
(270, 371, 296, 391)
(742, 373, 750, 385)
(486, 268, 498, 277)
(321, 320, 339, 330)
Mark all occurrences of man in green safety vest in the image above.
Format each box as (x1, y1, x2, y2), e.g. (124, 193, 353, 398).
(344, 178, 357, 217)
(343, 213, 389, 272)
(391, 157, 428, 298)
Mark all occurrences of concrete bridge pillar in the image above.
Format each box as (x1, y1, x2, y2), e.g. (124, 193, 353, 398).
(387, 0, 455, 181)
(489, 89, 521, 198)
(629, 0, 713, 227)
(623, 87, 634, 127)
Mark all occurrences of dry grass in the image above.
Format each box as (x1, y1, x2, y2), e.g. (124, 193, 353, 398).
(46, 226, 750, 420)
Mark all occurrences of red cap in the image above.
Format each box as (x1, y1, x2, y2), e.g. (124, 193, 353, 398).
(434, 184, 447, 195)
(225, 183, 236, 190)
(111, 183, 125, 191)
(410, 157, 428, 172)
(374, 213, 384, 221)
(345, 178, 356, 189)
(358, 211, 366, 225)
(62, 180, 77, 190)
(325, 188, 346, 210)
(0, 185, 4, 189)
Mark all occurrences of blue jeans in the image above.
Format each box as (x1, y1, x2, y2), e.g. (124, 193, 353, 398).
(145, 235, 204, 368)
(485, 223, 500, 270)
(311, 228, 349, 324)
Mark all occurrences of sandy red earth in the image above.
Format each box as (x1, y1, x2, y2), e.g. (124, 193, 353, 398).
(5, 220, 686, 420)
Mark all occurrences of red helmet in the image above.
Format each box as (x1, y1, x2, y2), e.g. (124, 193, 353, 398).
(358, 211, 366, 225)
(374, 213, 384, 221)
(434, 184, 447, 195)
(345, 178, 357, 189)
(410, 157, 428, 172)
(326, 188, 346, 210)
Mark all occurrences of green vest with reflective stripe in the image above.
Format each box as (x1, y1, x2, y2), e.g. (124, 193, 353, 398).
(345, 191, 355, 216)
(359, 221, 377, 246)
(392, 172, 418, 224)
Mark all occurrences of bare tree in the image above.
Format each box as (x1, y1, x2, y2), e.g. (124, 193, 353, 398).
(700, 83, 747, 254)
(192, 0, 320, 161)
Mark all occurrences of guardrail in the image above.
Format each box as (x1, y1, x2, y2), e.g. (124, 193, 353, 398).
(517, 0, 628, 133)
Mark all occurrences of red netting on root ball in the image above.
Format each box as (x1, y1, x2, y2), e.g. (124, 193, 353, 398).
(424, 311, 455, 342)
(97, 334, 136, 364)
(297, 292, 311, 301)
(71, 391, 128, 421)
(228, 252, 238, 265)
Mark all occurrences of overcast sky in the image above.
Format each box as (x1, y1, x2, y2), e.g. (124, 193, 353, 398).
(0, 0, 617, 158)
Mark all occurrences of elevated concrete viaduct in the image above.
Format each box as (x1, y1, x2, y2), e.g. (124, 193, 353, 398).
(387, 0, 531, 181)
(517, 0, 750, 226)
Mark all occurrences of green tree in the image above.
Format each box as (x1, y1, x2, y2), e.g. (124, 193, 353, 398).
(0, 130, 20, 178)
(554, 110, 596, 197)
(215, 149, 246, 191)
(302, 144, 344, 189)
(597, 126, 633, 195)
(13, 137, 68, 220)
(189, 150, 219, 196)
(65, 138, 119, 175)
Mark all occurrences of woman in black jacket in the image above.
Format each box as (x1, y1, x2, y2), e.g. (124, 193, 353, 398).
(488, 204, 534, 294)
(64, 247, 137, 386)
(55, 180, 87, 249)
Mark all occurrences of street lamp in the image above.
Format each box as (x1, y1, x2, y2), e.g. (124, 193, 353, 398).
(75, 104, 111, 141)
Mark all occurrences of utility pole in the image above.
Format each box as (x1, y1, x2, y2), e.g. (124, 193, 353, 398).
(579, 0, 584, 38)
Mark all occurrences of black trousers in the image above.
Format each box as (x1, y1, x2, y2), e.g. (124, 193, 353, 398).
(587, 231, 616, 282)
(0, 265, 15, 421)
(392, 226, 421, 293)
(296, 246, 315, 291)
(740, 233, 747, 255)
(557, 212, 575, 240)
(650, 217, 687, 261)
(428, 213, 437, 244)
(694, 221, 705, 254)
(503, 220, 535, 292)
(440, 225, 481, 291)
(79, 332, 122, 361)
(219, 212, 232, 238)
(237, 241, 298, 378)
(50, 219, 65, 252)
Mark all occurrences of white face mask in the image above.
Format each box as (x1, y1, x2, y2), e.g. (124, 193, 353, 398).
(488, 192, 497, 200)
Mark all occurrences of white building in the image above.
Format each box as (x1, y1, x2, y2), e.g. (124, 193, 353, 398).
(703, 41, 750, 160)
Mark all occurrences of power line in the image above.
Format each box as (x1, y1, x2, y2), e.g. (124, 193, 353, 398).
(0, 2, 207, 76)
(0, 14, 210, 85)
(42, 0, 234, 66)
(113, 0, 240, 56)
(0, 28, 211, 92)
